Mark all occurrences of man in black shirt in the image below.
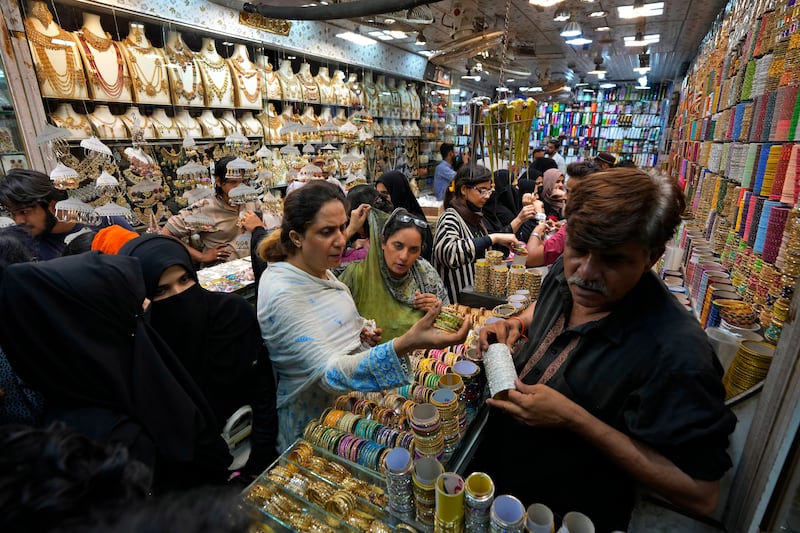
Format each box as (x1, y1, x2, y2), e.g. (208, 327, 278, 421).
(472, 168, 735, 532)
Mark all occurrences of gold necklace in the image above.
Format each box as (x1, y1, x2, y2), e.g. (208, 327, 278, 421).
(25, 20, 84, 97)
(77, 33, 125, 98)
(165, 45, 203, 103)
(165, 42, 194, 68)
(89, 112, 124, 137)
(79, 27, 112, 51)
(197, 55, 230, 101)
(124, 43, 167, 97)
(31, 2, 53, 26)
(230, 57, 262, 104)
(50, 112, 92, 135)
(149, 114, 179, 136)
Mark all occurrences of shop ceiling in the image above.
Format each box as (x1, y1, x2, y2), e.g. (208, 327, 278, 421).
(236, 0, 726, 94)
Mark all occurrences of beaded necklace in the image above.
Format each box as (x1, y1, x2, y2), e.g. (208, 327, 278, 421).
(230, 56, 262, 104)
(25, 20, 84, 97)
(77, 31, 125, 99)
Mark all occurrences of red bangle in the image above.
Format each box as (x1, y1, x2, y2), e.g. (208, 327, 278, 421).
(506, 316, 527, 336)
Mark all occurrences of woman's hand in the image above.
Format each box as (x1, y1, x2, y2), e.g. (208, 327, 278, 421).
(361, 327, 382, 346)
(345, 204, 371, 240)
(351, 238, 369, 250)
(393, 301, 472, 354)
(413, 291, 440, 312)
(490, 233, 519, 248)
(241, 210, 265, 233)
(201, 243, 231, 263)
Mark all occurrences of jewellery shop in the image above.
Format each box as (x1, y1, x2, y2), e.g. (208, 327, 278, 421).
(0, 0, 434, 234)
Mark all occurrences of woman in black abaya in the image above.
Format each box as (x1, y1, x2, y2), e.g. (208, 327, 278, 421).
(119, 234, 278, 473)
(0, 252, 230, 488)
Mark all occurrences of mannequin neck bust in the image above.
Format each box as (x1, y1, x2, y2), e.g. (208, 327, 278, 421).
(81, 13, 107, 38)
(199, 38, 222, 61)
(165, 31, 185, 49)
(199, 109, 220, 123)
(53, 104, 80, 118)
(298, 62, 312, 77)
(317, 67, 330, 81)
(125, 22, 149, 47)
(92, 105, 116, 120)
(278, 60, 294, 77)
(221, 110, 237, 122)
(333, 70, 345, 82)
(375, 75, 386, 88)
(231, 44, 252, 64)
(335, 108, 347, 121)
(319, 107, 333, 121)
(347, 73, 358, 84)
(386, 77, 396, 89)
(123, 106, 143, 120)
(267, 103, 278, 116)
(281, 105, 295, 118)
(301, 107, 317, 119)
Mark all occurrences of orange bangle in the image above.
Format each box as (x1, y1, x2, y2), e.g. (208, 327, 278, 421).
(506, 316, 527, 336)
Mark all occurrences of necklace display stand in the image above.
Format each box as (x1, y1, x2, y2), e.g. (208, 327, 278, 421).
(164, 31, 204, 107)
(257, 103, 283, 143)
(24, 1, 89, 99)
(150, 108, 182, 138)
(276, 60, 302, 101)
(49, 103, 93, 139)
(175, 109, 204, 138)
(120, 22, 170, 105)
(398, 81, 411, 120)
(227, 44, 263, 110)
(198, 109, 227, 137)
(196, 38, 234, 108)
(121, 106, 157, 139)
(239, 111, 264, 137)
(258, 56, 283, 101)
(362, 72, 377, 117)
(87, 104, 128, 139)
(409, 83, 421, 120)
(315, 66, 335, 105)
(347, 73, 362, 109)
(74, 13, 132, 102)
(296, 62, 320, 104)
(331, 69, 349, 107)
(376, 75, 391, 118)
(220, 110, 242, 135)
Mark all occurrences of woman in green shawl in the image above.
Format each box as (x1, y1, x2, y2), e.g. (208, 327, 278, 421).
(339, 208, 449, 340)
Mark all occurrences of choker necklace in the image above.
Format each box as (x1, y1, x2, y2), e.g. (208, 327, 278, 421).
(150, 114, 180, 137)
(50, 112, 92, 135)
(79, 27, 112, 51)
(25, 20, 84, 98)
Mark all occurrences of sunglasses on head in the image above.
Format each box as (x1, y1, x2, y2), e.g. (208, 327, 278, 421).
(394, 212, 429, 229)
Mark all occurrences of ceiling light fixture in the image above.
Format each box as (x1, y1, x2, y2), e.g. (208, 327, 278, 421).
(560, 21, 582, 37)
(554, 9, 570, 21)
(600, 82, 616, 88)
(565, 36, 592, 45)
(529, 0, 566, 7)
(336, 31, 377, 45)
(624, 32, 660, 46)
(596, 26, 611, 31)
(618, 1, 664, 18)
(587, 65, 607, 75)
(588, 10, 607, 17)
(506, 78, 516, 82)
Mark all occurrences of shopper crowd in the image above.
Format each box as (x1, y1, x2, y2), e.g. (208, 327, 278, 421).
(0, 149, 734, 531)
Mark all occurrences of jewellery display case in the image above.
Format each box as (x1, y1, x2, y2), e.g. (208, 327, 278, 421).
(0, 55, 28, 176)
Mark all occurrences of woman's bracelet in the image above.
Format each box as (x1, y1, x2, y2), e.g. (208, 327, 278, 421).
(506, 316, 527, 337)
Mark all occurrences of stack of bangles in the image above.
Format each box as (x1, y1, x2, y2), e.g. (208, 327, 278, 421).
(398, 383, 435, 404)
(430, 388, 461, 452)
(414, 370, 442, 389)
(334, 393, 412, 431)
(246, 481, 336, 533)
(409, 403, 444, 459)
(432, 305, 465, 332)
(417, 357, 454, 376)
(308, 412, 414, 462)
(425, 349, 463, 366)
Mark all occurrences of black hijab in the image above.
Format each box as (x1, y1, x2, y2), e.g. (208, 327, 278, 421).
(0, 253, 223, 470)
(377, 171, 425, 219)
(377, 171, 433, 261)
(119, 235, 277, 469)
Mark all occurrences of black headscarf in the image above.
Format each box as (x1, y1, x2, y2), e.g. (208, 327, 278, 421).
(119, 235, 278, 471)
(377, 171, 433, 261)
(0, 253, 225, 475)
(377, 171, 425, 219)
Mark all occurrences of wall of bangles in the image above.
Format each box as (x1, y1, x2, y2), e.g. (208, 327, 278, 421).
(2, 0, 447, 227)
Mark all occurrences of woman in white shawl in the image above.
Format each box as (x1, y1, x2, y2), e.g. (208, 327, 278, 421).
(257, 181, 470, 451)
